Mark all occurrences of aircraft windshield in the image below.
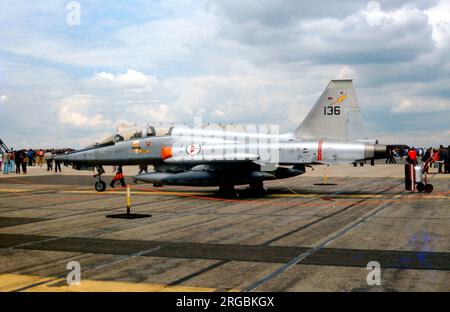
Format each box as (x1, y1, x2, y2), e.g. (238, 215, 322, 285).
(113, 134, 124, 142)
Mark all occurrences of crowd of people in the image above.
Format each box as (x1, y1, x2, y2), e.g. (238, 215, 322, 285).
(386, 145, 450, 174)
(0, 148, 74, 175)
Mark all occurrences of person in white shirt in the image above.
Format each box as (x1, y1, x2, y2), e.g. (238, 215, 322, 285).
(44, 150, 53, 171)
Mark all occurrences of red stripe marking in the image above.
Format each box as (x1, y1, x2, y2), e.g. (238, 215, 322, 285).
(318, 140, 324, 161)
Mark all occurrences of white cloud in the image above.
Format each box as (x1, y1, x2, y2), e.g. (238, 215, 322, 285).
(211, 1, 435, 65)
(58, 95, 112, 128)
(87, 69, 158, 92)
(425, 0, 450, 46)
(391, 97, 450, 113)
(364, 1, 387, 27)
(126, 103, 177, 123)
(213, 109, 226, 118)
(0, 4, 213, 71)
(336, 66, 356, 79)
(166, 73, 300, 128)
(0, 95, 8, 103)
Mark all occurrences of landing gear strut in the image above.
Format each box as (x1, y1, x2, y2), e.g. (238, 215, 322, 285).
(94, 165, 106, 192)
(249, 181, 267, 195)
(218, 184, 239, 198)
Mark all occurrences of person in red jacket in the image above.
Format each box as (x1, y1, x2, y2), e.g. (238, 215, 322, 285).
(433, 149, 440, 162)
(36, 149, 45, 167)
(110, 165, 126, 188)
(407, 147, 418, 165)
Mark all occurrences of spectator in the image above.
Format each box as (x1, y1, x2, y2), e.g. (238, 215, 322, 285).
(110, 166, 126, 188)
(8, 149, 15, 173)
(418, 148, 423, 158)
(407, 147, 418, 165)
(438, 145, 445, 173)
(21, 151, 28, 174)
(54, 151, 62, 173)
(44, 150, 53, 171)
(2, 152, 10, 174)
(445, 145, 450, 174)
(422, 148, 432, 163)
(37, 149, 44, 167)
(27, 149, 34, 166)
(433, 149, 440, 171)
(385, 148, 396, 164)
(393, 148, 399, 159)
(423, 148, 439, 174)
(138, 164, 148, 175)
(14, 149, 23, 174)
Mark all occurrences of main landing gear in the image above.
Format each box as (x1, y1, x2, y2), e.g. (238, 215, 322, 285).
(217, 184, 239, 198)
(248, 181, 267, 196)
(94, 165, 106, 192)
(217, 181, 267, 198)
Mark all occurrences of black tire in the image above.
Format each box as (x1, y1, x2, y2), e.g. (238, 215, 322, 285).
(424, 184, 433, 193)
(218, 184, 239, 198)
(416, 182, 425, 193)
(95, 180, 106, 192)
(249, 181, 266, 195)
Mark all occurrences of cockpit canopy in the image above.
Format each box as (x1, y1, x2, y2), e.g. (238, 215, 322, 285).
(88, 126, 176, 148)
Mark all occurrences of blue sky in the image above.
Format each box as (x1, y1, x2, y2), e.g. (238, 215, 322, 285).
(0, 0, 449, 148)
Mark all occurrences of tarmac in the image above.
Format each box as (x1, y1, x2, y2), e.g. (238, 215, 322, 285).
(0, 161, 448, 292)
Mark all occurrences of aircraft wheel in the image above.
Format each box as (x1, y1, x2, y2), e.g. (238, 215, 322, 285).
(218, 184, 239, 198)
(416, 182, 425, 193)
(222, 192, 239, 199)
(424, 184, 433, 193)
(249, 181, 267, 195)
(95, 180, 106, 192)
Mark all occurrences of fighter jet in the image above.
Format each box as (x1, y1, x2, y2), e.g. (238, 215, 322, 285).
(56, 80, 387, 196)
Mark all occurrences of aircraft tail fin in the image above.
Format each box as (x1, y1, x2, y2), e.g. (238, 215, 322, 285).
(294, 80, 363, 141)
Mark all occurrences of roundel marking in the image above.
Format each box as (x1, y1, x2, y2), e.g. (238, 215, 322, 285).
(186, 144, 201, 156)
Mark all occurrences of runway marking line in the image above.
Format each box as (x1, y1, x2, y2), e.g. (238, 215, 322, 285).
(0, 188, 29, 193)
(59, 189, 449, 200)
(60, 189, 212, 197)
(0, 274, 220, 292)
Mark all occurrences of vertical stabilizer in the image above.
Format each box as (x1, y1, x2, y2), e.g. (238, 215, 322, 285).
(294, 80, 363, 141)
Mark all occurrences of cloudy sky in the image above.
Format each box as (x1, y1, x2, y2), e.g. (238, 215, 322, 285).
(0, 0, 449, 148)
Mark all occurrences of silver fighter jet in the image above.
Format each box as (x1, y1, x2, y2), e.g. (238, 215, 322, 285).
(56, 80, 387, 196)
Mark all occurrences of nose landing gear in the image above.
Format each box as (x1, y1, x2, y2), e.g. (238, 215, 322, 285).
(94, 165, 106, 192)
(95, 180, 106, 192)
